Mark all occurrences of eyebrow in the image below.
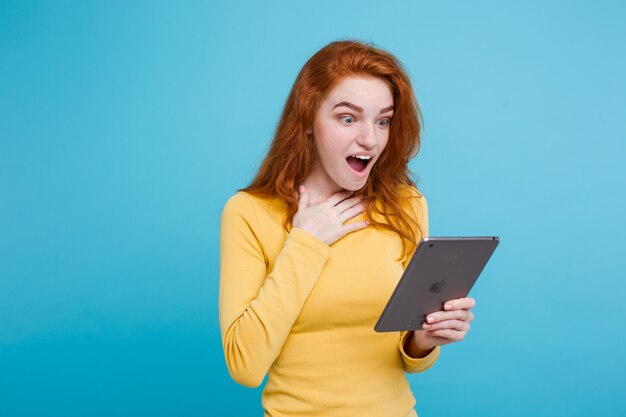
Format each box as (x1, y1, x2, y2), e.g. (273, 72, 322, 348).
(333, 101, 394, 114)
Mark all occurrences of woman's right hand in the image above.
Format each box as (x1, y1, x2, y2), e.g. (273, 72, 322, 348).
(292, 185, 369, 245)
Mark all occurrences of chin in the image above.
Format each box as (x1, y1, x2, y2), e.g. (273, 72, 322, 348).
(339, 179, 368, 192)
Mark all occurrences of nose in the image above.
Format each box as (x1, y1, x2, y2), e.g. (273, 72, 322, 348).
(355, 123, 377, 149)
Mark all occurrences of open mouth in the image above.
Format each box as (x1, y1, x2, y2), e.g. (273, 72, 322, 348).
(346, 155, 373, 173)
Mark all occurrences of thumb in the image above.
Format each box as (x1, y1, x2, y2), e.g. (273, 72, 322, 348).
(298, 185, 309, 209)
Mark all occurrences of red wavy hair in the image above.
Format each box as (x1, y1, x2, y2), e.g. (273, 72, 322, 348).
(242, 39, 424, 257)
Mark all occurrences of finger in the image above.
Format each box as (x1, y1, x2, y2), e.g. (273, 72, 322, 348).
(423, 319, 469, 332)
(426, 329, 466, 342)
(341, 220, 369, 236)
(327, 190, 354, 206)
(426, 309, 473, 324)
(338, 203, 366, 222)
(443, 297, 475, 311)
(335, 197, 363, 213)
(298, 185, 309, 209)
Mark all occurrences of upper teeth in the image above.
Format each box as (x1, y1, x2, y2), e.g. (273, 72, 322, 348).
(354, 155, 372, 160)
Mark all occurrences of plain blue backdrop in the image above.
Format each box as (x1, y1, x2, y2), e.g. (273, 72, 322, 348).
(1, 1, 625, 416)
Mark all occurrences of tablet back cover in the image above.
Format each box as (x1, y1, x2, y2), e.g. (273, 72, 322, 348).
(375, 237, 499, 332)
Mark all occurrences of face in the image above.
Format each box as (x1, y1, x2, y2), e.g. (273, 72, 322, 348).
(308, 75, 393, 192)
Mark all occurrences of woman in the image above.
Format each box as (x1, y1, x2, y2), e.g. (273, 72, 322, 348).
(219, 40, 475, 417)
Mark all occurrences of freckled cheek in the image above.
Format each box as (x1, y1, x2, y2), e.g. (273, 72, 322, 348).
(315, 137, 343, 165)
(378, 135, 390, 152)
(317, 127, 352, 151)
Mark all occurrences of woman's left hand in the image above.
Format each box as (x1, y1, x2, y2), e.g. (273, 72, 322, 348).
(411, 297, 476, 351)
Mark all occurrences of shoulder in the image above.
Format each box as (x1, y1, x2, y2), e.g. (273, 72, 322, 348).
(396, 184, 429, 238)
(222, 191, 286, 227)
(222, 191, 256, 217)
(397, 183, 424, 198)
(397, 184, 428, 213)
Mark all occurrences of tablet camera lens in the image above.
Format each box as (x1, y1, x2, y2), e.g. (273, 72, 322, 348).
(428, 243, 434, 248)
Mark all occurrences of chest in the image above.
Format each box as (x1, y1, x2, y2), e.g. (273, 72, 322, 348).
(268, 226, 406, 333)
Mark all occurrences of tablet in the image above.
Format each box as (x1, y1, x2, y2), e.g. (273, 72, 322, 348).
(374, 236, 499, 332)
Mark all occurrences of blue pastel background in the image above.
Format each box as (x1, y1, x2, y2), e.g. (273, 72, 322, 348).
(2, 1, 625, 416)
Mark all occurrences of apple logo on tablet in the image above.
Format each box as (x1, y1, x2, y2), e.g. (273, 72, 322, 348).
(429, 280, 446, 293)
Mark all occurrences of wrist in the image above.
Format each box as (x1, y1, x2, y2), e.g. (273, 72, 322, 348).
(404, 331, 435, 358)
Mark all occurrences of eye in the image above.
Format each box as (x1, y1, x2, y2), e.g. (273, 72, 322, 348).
(339, 115, 355, 124)
(377, 118, 391, 128)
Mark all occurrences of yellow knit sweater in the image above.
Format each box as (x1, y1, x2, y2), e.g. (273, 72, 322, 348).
(219, 187, 440, 417)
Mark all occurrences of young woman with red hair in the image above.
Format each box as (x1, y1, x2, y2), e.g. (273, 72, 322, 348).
(219, 40, 475, 417)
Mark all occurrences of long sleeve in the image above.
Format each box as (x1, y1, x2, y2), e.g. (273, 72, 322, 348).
(397, 189, 441, 373)
(219, 193, 331, 387)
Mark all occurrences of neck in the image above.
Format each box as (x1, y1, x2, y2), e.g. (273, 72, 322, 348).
(302, 166, 345, 204)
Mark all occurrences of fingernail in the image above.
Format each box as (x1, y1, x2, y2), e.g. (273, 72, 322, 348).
(299, 185, 304, 192)
(427, 316, 435, 323)
(444, 304, 452, 310)
(422, 323, 430, 329)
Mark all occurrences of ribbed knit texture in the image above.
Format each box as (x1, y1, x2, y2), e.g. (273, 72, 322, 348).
(219, 187, 439, 417)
